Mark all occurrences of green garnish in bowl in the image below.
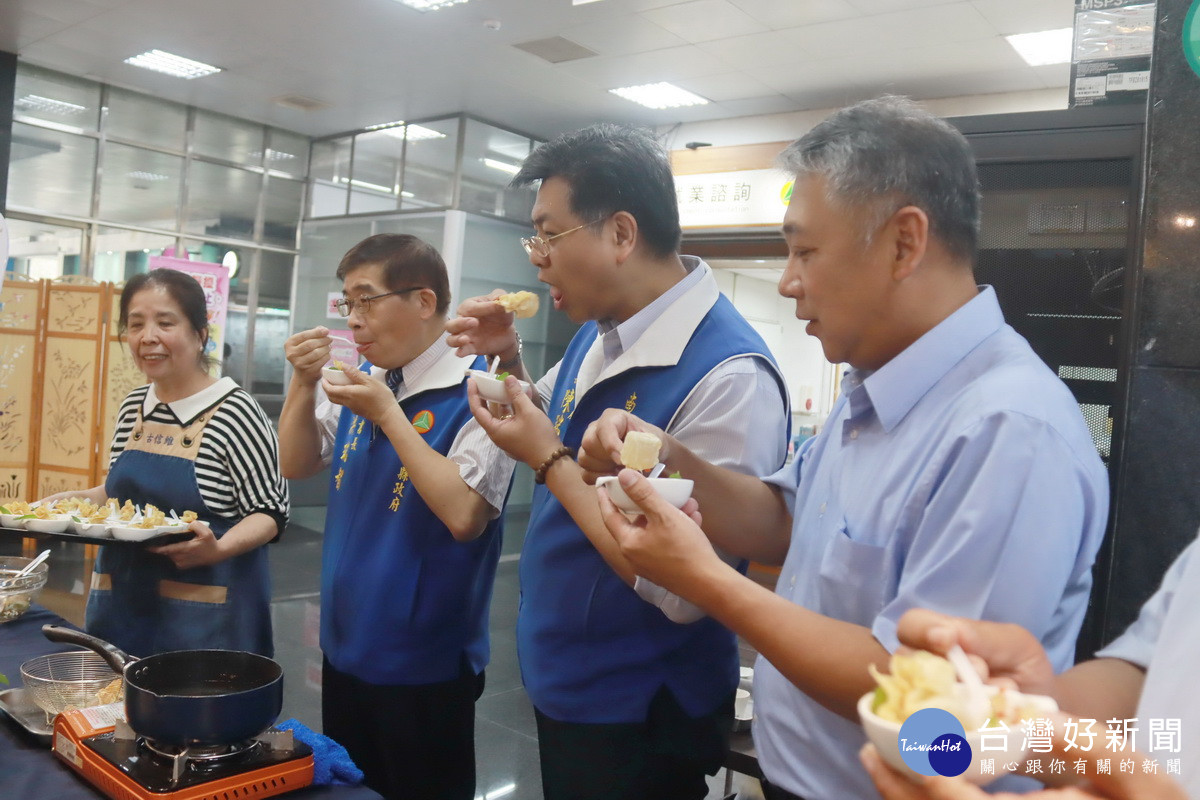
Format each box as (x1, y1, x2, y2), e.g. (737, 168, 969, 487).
(17, 514, 35, 521)
(0, 505, 9, 514)
(495, 371, 511, 381)
(669, 471, 682, 479)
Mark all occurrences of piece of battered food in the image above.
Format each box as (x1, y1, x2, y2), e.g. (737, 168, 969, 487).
(620, 431, 662, 472)
(495, 291, 539, 318)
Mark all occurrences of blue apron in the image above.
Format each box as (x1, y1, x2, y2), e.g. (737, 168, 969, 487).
(86, 397, 274, 657)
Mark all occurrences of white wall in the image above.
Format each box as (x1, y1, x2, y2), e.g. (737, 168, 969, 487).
(712, 268, 838, 440)
(660, 88, 1068, 149)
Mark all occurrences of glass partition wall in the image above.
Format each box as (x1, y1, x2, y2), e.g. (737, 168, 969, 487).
(4, 63, 308, 405)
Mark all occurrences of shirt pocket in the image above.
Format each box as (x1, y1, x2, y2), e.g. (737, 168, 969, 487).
(816, 519, 888, 627)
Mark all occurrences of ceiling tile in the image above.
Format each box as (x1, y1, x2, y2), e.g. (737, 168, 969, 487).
(675, 71, 779, 101)
(873, 67, 1047, 100)
(695, 28, 814, 70)
(864, 3, 996, 48)
(728, 0, 862, 29)
(1034, 62, 1072, 88)
(556, 44, 734, 87)
(559, 15, 688, 56)
(970, 0, 1074, 36)
(715, 94, 807, 116)
(847, 0, 963, 13)
(0, 10, 67, 50)
(640, 0, 769, 44)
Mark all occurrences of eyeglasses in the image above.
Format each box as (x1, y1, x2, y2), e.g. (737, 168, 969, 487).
(335, 286, 425, 318)
(520, 218, 607, 258)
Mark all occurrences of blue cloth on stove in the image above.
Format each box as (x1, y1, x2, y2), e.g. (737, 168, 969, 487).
(277, 718, 364, 786)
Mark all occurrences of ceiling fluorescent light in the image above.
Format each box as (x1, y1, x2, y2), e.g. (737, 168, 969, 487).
(16, 94, 87, 115)
(367, 121, 447, 141)
(482, 158, 521, 175)
(393, 0, 469, 11)
(124, 49, 222, 79)
(1005, 28, 1074, 66)
(127, 171, 170, 182)
(609, 82, 709, 109)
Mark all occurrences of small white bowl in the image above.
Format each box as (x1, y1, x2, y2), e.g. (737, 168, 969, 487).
(596, 476, 695, 515)
(321, 366, 354, 386)
(156, 523, 191, 535)
(467, 369, 532, 404)
(109, 525, 164, 542)
(23, 516, 72, 534)
(858, 685, 1057, 785)
(1, 513, 26, 529)
(69, 518, 112, 536)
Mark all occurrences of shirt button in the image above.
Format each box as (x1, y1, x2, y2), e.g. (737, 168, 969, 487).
(850, 429, 859, 440)
(819, 503, 827, 513)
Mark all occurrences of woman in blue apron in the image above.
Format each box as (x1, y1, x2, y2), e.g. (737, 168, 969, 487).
(41, 269, 288, 656)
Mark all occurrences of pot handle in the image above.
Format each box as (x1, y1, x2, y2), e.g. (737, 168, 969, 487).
(42, 624, 134, 674)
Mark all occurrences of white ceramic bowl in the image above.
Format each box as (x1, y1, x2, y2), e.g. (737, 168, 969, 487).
(1, 512, 26, 529)
(110, 525, 164, 542)
(156, 523, 191, 535)
(467, 369, 532, 404)
(858, 685, 1058, 785)
(23, 516, 72, 534)
(596, 476, 695, 515)
(68, 518, 113, 537)
(321, 366, 354, 386)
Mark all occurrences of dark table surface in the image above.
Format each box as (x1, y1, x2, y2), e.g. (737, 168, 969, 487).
(0, 605, 381, 800)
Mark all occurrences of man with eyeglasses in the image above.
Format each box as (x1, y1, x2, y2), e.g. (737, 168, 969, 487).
(586, 97, 1109, 800)
(279, 233, 514, 800)
(445, 124, 790, 800)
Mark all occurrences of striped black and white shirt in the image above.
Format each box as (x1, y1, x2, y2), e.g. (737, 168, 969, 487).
(109, 377, 290, 535)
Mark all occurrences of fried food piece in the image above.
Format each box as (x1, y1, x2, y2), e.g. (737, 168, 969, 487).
(495, 291, 539, 318)
(620, 431, 662, 472)
(95, 677, 124, 705)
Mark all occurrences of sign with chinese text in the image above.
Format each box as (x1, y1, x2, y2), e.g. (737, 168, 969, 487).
(674, 169, 793, 229)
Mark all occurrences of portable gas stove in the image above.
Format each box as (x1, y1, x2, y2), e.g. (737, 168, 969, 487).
(52, 704, 314, 800)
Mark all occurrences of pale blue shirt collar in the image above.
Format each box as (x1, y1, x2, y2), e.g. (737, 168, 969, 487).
(595, 255, 705, 366)
(850, 285, 1005, 434)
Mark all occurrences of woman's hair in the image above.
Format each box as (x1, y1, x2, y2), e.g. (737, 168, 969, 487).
(119, 269, 214, 370)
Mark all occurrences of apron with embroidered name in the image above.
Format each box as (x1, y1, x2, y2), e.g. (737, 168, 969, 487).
(86, 398, 273, 657)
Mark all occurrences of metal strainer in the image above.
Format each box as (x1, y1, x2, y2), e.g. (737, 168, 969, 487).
(20, 650, 124, 723)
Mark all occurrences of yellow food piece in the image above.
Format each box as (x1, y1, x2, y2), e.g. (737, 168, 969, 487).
(495, 291, 539, 318)
(6, 500, 32, 515)
(181, 510, 198, 524)
(868, 651, 958, 724)
(119, 500, 136, 521)
(96, 678, 124, 705)
(620, 431, 662, 472)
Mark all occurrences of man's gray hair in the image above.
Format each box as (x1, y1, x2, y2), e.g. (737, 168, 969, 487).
(777, 96, 981, 263)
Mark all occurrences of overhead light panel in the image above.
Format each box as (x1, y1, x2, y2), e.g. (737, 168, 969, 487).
(392, 0, 469, 10)
(609, 82, 709, 109)
(124, 49, 222, 79)
(15, 94, 87, 116)
(127, 171, 170, 182)
(367, 121, 448, 141)
(482, 158, 521, 175)
(1005, 28, 1073, 66)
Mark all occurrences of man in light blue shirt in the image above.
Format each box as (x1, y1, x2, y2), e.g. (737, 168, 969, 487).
(584, 96, 1109, 800)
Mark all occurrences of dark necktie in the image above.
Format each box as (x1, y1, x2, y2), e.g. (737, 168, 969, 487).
(385, 368, 403, 395)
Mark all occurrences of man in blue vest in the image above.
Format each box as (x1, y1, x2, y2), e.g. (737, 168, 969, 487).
(279, 233, 514, 800)
(445, 124, 791, 800)
(586, 97, 1109, 800)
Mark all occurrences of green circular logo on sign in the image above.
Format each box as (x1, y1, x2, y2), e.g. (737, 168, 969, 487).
(1186, 0, 1200, 79)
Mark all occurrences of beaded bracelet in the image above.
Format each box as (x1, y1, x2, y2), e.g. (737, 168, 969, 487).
(534, 446, 575, 485)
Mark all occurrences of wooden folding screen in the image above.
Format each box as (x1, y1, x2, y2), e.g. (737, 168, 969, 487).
(0, 278, 47, 506)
